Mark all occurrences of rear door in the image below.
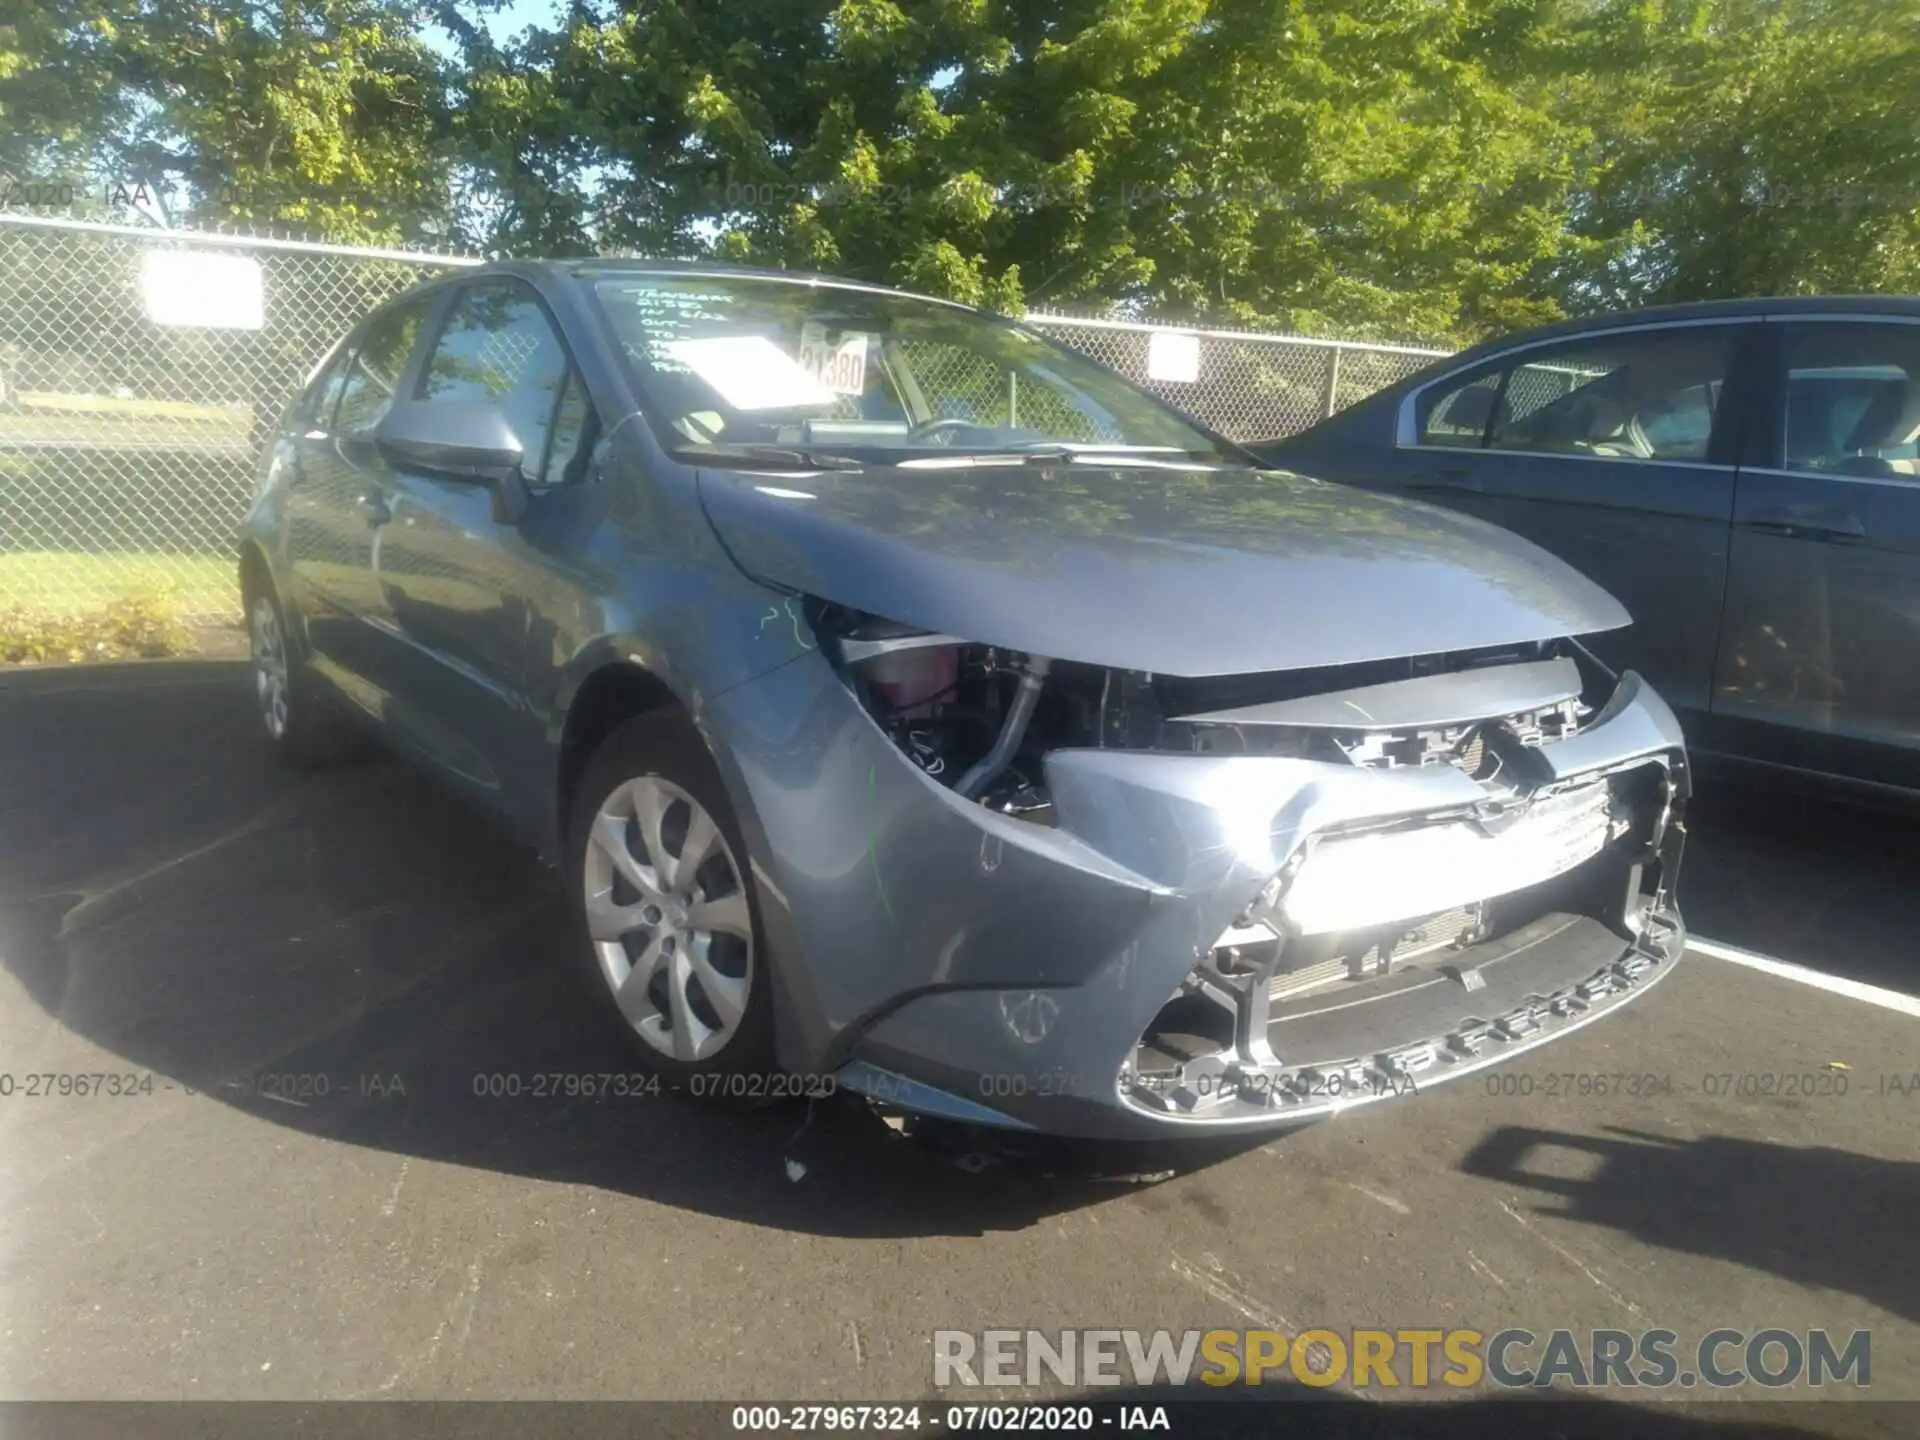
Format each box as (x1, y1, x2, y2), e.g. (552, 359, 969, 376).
(1710, 317, 1920, 789)
(1392, 323, 1756, 720)
(276, 342, 352, 621)
(283, 295, 432, 692)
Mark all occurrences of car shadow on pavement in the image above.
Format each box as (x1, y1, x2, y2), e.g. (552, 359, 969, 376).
(1461, 1125, 1920, 1326)
(0, 663, 1267, 1238)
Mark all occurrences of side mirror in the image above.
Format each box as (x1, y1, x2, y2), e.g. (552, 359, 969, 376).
(375, 400, 529, 523)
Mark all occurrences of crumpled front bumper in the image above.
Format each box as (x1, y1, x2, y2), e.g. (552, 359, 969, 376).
(707, 655, 1688, 1140)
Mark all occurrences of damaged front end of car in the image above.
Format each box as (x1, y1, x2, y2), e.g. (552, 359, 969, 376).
(811, 603, 1686, 1131)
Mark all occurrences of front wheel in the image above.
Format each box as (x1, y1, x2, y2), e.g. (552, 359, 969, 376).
(566, 713, 776, 1089)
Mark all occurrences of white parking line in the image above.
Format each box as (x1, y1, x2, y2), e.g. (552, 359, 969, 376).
(1689, 936, 1920, 1018)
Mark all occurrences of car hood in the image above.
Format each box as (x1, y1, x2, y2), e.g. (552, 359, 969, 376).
(695, 461, 1628, 677)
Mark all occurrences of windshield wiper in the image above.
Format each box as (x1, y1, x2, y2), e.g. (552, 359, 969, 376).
(670, 441, 864, 471)
(675, 439, 1240, 472)
(893, 443, 1233, 469)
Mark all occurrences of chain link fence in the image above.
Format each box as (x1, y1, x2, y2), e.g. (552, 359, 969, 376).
(0, 215, 476, 619)
(0, 214, 1450, 622)
(1023, 312, 1448, 441)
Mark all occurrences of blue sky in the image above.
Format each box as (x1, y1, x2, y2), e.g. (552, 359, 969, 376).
(421, 0, 560, 58)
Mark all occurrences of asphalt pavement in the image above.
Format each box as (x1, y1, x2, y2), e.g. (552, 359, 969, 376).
(1, 661, 1915, 1435)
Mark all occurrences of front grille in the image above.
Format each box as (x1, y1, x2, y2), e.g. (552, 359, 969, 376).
(1280, 778, 1614, 937)
(1332, 701, 1584, 774)
(1267, 903, 1481, 1001)
(1396, 903, 1481, 956)
(1458, 728, 1485, 775)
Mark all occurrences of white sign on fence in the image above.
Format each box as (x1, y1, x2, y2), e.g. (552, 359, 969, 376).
(138, 250, 265, 329)
(1145, 329, 1201, 383)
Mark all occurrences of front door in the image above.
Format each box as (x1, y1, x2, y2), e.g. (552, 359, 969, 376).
(1397, 323, 1754, 721)
(370, 277, 600, 815)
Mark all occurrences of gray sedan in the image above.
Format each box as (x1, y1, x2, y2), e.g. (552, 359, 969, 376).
(1255, 296, 1920, 801)
(241, 260, 1688, 1138)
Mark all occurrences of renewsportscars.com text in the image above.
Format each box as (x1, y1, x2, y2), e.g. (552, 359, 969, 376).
(933, 1327, 1870, 1390)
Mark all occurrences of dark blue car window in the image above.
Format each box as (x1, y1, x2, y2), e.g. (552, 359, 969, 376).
(1418, 373, 1503, 446)
(1782, 332, 1920, 477)
(1486, 333, 1732, 461)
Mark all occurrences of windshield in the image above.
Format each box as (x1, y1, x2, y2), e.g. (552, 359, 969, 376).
(590, 273, 1237, 465)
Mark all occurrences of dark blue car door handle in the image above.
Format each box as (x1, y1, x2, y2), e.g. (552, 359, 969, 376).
(1742, 505, 1866, 542)
(356, 491, 392, 526)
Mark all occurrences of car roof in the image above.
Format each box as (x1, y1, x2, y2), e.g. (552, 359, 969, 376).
(465, 256, 980, 312)
(1451, 294, 1920, 364)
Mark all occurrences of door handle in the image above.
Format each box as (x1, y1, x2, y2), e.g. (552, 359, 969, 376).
(356, 491, 392, 526)
(1743, 506, 1866, 542)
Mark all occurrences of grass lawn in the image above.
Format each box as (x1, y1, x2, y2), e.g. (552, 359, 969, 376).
(0, 394, 254, 452)
(14, 392, 249, 423)
(0, 551, 237, 618)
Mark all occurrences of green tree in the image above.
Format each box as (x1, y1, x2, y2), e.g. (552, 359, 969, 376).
(5, 0, 455, 242)
(1, 2, 138, 196)
(9, 0, 1919, 339)
(1552, 0, 1920, 307)
(467, 0, 1601, 339)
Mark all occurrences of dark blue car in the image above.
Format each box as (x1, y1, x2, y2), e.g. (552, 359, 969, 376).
(1255, 296, 1920, 801)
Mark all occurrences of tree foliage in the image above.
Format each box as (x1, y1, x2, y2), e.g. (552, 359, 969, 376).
(4, 0, 1917, 340)
(3, 0, 452, 241)
(1552, 0, 1920, 310)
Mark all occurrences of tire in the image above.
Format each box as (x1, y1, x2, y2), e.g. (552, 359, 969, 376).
(565, 711, 777, 1093)
(246, 582, 363, 767)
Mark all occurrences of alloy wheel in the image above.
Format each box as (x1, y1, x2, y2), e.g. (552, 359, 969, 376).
(581, 775, 755, 1062)
(251, 597, 290, 740)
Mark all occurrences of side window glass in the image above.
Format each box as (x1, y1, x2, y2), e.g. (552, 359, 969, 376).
(419, 282, 576, 478)
(1639, 381, 1719, 456)
(300, 346, 353, 428)
(335, 299, 429, 438)
(1418, 373, 1503, 447)
(1488, 331, 1732, 461)
(542, 369, 594, 486)
(1781, 323, 1920, 480)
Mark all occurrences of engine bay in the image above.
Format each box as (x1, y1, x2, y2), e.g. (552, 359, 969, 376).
(809, 598, 1603, 823)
